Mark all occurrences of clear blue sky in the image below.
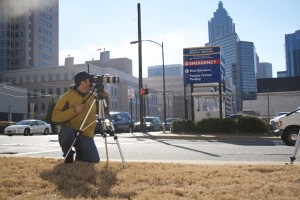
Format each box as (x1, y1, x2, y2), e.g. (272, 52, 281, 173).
(59, 0, 300, 78)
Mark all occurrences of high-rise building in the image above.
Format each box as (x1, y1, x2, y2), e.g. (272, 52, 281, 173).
(0, 0, 59, 72)
(285, 29, 300, 77)
(257, 62, 273, 79)
(208, 1, 235, 43)
(237, 41, 257, 100)
(206, 1, 258, 112)
(148, 64, 182, 77)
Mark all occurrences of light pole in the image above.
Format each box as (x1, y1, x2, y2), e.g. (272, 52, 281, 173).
(130, 40, 167, 133)
(8, 105, 12, 121)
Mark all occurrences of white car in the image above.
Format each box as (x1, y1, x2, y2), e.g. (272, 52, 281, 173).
(4, 119, 52, 136)
(269, 112, 289, 125)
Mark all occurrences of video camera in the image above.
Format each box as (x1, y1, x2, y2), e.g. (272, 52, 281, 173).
(89, 74, 119, 85)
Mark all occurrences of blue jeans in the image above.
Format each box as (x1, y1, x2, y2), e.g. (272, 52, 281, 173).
(58, 127, 100, 163)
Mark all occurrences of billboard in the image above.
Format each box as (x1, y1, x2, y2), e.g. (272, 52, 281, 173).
(183, 46, 224, 84)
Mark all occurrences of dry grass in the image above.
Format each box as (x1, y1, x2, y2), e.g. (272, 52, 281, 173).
(0, 157, 299, 200)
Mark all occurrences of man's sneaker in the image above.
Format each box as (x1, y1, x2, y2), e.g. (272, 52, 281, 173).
(64, 150, 74, 164)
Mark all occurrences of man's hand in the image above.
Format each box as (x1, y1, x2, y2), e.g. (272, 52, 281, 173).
(74, 104, 85, 114)
(103, 89, 109, 97)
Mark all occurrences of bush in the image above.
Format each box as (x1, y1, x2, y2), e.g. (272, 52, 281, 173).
(172, 120, 195, 133)
(196, 118, 221, 133)
(195, 118, 236, 133)
(220, 118, 236, 133)
(236, 116, 268, 133)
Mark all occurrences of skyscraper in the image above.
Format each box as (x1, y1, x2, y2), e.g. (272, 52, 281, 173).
(237, 41, 257, 100)
(257, 62, 273, 79)
(206, 1, 258, 111)
(0, 0, 59, 72)
(208, 1, 235, 43)
(285, 29, 300, 77)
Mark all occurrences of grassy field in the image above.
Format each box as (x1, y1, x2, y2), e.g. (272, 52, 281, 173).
(0, 157, 299, 200)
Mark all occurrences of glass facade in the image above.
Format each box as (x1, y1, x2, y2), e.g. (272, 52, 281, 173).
(208, 1, 235, 43)
(148, 64, 183, 77)
(207, 1, 258, 111)
(285, 30, 300, 77)
(237, 41, 257, 100)
(257, 62, 273, 79)
(0, 0, 58, 72)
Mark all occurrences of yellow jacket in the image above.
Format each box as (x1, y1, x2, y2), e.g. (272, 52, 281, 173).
(52, 86, 96, 138)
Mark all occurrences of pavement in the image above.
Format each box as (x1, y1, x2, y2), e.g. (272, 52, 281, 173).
(123, 130, 282, 142)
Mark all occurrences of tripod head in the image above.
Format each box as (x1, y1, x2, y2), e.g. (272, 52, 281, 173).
(89, 74, 119, 100)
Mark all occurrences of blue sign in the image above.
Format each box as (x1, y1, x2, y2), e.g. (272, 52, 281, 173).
(183, 46, 224, 84)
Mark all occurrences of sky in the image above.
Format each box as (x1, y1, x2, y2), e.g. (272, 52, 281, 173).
(59, 0, 300, 78)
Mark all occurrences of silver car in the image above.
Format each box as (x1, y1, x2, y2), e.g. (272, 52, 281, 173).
(4, 119, 52, 136)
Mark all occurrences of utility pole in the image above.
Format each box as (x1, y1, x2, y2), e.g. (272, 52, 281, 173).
(137, 3, 144, 132)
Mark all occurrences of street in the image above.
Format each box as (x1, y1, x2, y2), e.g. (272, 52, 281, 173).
(0, 132, 298, 165)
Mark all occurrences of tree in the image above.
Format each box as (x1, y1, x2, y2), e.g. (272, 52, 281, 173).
(44, 97, 57, 134)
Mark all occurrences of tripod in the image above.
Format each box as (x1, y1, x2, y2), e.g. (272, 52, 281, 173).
(64, 85, 125, 168)
(290, 129, 300, 164)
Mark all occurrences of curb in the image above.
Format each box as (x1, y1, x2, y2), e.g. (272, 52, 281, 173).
(127, 132, 281, 141)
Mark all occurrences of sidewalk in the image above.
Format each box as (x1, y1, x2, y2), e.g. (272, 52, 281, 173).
(126, 131, 281, 141)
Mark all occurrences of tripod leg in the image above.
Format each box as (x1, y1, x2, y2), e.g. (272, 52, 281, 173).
(290, 129, 300, 164)
(98, 99, 109, 165)
(102, 98, 126, 168)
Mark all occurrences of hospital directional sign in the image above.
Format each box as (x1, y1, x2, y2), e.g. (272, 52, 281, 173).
(183, 46, 224, 84)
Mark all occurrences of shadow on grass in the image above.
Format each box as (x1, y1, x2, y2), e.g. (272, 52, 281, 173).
(40, 162, 132, 199)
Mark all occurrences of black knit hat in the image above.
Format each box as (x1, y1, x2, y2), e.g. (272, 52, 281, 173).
(74, 71, 90, 87)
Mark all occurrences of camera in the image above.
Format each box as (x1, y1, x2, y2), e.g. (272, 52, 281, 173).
(89, 74, 119, 84)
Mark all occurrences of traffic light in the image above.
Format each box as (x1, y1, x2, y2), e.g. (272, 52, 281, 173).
(140, 88, 149, 95)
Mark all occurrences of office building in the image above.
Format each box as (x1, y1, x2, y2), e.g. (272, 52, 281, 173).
(208, 1, 235, 43)
(148, 64, 182, 77)
(237, 41, 257, 100)
(0, 0, 59, 71)
(257, 62, 273, 79)
(285, 29, 300, 77)
(0, 51, 156, 121)
(206, 1, 258, 112)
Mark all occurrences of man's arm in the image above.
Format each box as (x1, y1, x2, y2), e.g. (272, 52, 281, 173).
(52, 94, 77, 123)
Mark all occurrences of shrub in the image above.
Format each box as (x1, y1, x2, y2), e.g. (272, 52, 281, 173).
(172, 120, 195, 133)
(195, 118, 236, 133)
(220, 118, 236, 133)
(196, 118, 221, 133)
(236, 116, 268, 133)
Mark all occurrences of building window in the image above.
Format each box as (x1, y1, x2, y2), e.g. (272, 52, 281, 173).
(56, 73, 60, 81)
(41, 89, 45, 98)
(48, 74, 53, 82)
(33, 75, 37, 83)
(48, 88, 53, 95)
(41, 103, 46, 112)
(41, 74, 45, 82)
(64, 72, 68, 80)
(56, 88, 60, 96)
(34, 89, 38, 98)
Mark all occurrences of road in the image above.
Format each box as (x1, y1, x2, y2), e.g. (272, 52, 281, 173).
(0, 132, 299, 165)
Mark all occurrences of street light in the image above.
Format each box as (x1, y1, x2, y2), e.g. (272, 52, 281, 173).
(130, 40, 167, 133)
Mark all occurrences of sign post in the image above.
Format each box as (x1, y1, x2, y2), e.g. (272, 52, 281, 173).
(128, 89, 135, 133)
(183, 46, 225, 120)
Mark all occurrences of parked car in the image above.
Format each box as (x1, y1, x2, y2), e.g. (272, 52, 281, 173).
(0, 121, 15, 133)
(226, 114, 244, 120)
(4, 119, 52, 136)
(163, 118, 183, 131)
(134, 116, 162, 132)
(110, 112, 133, 133)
